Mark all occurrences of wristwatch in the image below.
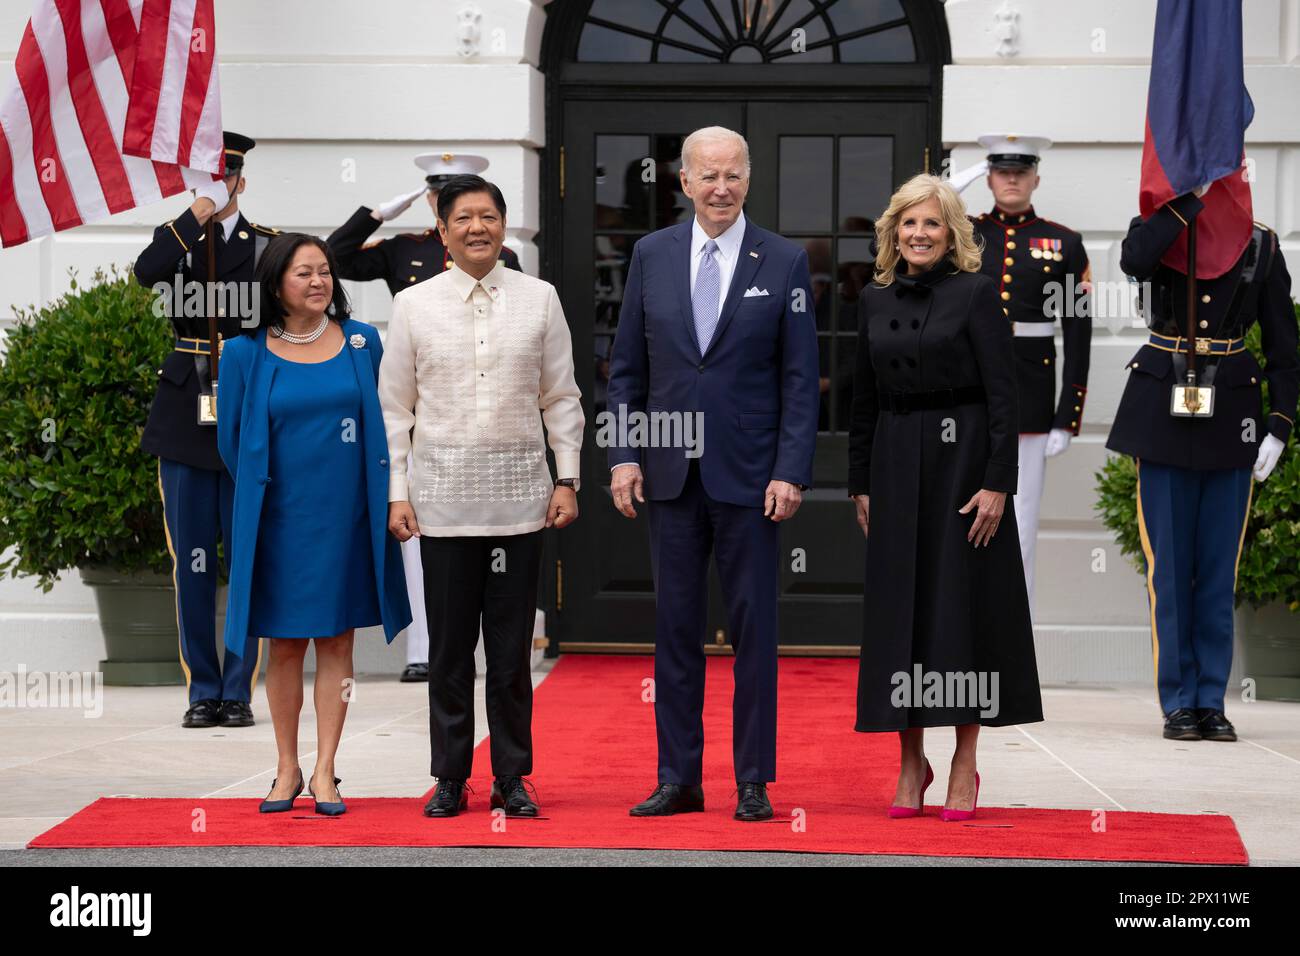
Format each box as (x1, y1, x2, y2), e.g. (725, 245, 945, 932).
(554, 478, 577, 489)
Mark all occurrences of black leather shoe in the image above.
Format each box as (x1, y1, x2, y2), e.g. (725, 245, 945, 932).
(218, 700, 255, 727)
(1163, 708, 1202, 740)
(491, 776, 539, 817)
(182, 699, 221, 728)
(734, 781, 773, 821)
(629, 783, 705, 816)
(400, 663, 429, 683)
(423, 779, 469, 817)
(1197, 709, 1237, 742)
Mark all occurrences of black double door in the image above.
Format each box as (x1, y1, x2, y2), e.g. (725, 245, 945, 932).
(554, 98, 928, 652)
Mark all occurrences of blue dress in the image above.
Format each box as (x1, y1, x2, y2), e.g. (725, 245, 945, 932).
(248, 342, 382, 638)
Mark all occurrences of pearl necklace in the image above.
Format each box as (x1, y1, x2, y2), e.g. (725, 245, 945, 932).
(271, 314, 329, 344)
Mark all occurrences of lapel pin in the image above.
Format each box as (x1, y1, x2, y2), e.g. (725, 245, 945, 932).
(350, 333, 366, 349)
(749, 251, 759, 258)
(238, 230, 249, 240)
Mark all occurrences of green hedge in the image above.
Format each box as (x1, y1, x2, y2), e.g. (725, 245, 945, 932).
(0, 269, 173, 591)
(1094, 303, 1300, 611)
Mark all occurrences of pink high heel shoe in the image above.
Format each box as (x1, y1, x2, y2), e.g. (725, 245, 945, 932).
(940, 771, 980, 822)
(888, 759, 934, 818)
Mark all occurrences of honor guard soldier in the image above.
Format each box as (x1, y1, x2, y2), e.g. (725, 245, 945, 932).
(961, 135, 1092, 608)
(1108, 186, 1297, 743)
(327, 152, 521, 683)
(327, 151, 521, 297)
(133, 132, 279, 728)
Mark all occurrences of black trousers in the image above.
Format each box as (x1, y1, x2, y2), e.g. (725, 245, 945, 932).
(420, 530, 542, 780)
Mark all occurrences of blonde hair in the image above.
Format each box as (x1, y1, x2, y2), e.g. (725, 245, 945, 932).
(873, 173, 982, 286)
(680, 126, 751, 177)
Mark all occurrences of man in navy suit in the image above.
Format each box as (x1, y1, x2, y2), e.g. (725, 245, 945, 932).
(606, 126, 819, 821)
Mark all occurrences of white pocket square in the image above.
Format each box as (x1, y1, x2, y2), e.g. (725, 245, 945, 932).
(743, 287, 770, 297)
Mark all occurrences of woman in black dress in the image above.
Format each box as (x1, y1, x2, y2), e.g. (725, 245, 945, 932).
(848, 173, 1042, 821)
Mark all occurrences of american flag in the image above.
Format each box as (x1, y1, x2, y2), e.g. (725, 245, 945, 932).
(0, 0, 223, 249)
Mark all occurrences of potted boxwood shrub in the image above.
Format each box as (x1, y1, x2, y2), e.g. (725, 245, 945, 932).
(1095, 306, 1300, 700)
(0, 268, 202, 685)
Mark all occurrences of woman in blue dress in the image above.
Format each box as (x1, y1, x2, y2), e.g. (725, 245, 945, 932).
(217, 234, 412, 816)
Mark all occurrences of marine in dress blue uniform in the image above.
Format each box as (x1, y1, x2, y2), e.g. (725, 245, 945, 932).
(961, 135, 1092, 609)
(1107, 188, 1298, 741)
(325, 152, 521, 683)
(133, 132, 279, 728)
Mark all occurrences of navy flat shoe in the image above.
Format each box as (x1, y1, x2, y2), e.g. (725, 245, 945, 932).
(308, 775, 346, 816)
(259, 769, 304, 813)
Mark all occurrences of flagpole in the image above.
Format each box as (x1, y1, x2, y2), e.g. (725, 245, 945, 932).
(206, 217, 218, 408)
(1185, 215, 1197, 383)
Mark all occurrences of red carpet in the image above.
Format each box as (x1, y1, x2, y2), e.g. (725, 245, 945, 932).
(29, 656, 1247, 863)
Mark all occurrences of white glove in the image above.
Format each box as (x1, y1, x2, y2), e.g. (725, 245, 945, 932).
(1044, 428, 1072, 458)
(948, 159, 990, 194)
(193, 177, 233, 212)
(1253, 434, 1285, 482)
(374, 187, 428, 222)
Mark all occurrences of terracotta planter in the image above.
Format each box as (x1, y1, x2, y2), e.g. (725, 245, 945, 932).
(1236, 602, 1300, 702)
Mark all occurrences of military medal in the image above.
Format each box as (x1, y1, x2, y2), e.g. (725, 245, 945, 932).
(1030, 238, 1062, 263)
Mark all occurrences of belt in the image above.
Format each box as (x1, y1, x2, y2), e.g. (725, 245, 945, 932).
(878, 385, 986, 413)
(174, 335, 225, 355)
(1147, 332, 1244, 356)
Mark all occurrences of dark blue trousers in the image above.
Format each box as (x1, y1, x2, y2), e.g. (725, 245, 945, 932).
(646, 460, 779, 784)
(1136, 459, 1252, 715)
(158, 458, 260, 703)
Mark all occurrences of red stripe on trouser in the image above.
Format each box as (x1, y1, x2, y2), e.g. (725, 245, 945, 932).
(53, 0, 137, 214)
(14, 22, 83, 231)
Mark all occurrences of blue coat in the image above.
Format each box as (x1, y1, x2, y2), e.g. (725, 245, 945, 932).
(216, 319, 412, 658)
(605, 217, 819, 507)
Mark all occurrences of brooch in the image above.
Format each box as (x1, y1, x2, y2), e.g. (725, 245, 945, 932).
(349, 333, 366, 349)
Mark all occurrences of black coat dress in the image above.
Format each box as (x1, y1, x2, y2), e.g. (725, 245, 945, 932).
(848, 265, 1043, 730)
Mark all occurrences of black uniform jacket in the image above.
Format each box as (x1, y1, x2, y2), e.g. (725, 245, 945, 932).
(133, 208, 279, 471)
(972, 206, 1091, 434)
(1106, 191, 1298, 470)
(327, 205, 521, 295)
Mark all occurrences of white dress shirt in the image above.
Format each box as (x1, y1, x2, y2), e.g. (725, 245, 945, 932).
(379, 260, 584, 536)
(689, 209, 746, 316)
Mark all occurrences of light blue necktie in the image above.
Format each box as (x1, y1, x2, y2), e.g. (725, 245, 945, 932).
(693, 239, 721, 355)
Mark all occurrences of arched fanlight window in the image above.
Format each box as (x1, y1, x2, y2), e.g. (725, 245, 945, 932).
(576, 0, 917, 64)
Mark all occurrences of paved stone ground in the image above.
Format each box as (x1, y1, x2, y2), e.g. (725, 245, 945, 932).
(3, 661, 1298, 865)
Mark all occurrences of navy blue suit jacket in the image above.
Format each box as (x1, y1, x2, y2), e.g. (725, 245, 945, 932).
(606, 217, 819, 507)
